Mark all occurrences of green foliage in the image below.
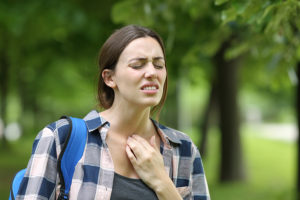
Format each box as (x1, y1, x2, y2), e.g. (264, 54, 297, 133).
(112, 0, 154, 26)
(0, 0, 297, 127)
(215, 0, 229, 6)
(0, 0, 118, 133)
(0, 1, 298, 198)
(217, 0, 300, 65)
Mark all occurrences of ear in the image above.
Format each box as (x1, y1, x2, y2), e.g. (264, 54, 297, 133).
(102, 69, 116, 88)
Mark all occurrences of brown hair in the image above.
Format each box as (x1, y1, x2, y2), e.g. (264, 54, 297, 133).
(97, 25, 168, 118)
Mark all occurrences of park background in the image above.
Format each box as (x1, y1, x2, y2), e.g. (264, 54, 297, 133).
(0, 0, 299, 199)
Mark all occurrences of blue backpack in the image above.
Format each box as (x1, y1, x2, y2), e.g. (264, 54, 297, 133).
(9, 117, 88, 200)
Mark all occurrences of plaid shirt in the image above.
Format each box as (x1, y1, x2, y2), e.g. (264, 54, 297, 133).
(16, 110, 210, 200)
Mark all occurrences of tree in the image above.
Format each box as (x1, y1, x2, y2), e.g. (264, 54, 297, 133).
(216, 0, 300, 197)
(0, 0, 118, 139)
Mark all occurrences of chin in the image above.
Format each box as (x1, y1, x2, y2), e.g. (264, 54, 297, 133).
(140, 99, 160, 108)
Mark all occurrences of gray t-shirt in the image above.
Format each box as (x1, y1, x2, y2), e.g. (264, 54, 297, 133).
(110, 173, 158, 200)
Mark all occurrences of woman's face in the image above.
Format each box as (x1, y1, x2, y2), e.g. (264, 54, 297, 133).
(111, 37, 167, 109)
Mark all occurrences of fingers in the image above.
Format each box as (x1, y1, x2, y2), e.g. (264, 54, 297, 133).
(127, 135, 159, 161)
(126, 134, 166, 188)
(131, 135, 153, 150)
(131, 135, 159, 150)
(150, 135, 160, 152)
(127, 136, 147, 159)
(125, 145, 137, 165)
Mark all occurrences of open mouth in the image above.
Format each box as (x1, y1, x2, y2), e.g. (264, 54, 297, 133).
(141, 86, 158, 90)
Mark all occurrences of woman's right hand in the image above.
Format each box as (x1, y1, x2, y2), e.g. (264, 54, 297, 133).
(126, 135, 182, 200)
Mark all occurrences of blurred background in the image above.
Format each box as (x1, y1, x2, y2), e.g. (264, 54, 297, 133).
(0, 0, 299, 199)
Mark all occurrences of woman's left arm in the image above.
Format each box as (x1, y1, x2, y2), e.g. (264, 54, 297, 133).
(190, 143, 210, 200)
(126, 134, 182, 200)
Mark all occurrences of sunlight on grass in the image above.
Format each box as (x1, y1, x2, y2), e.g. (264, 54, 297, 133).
(204, 126, 296, 200)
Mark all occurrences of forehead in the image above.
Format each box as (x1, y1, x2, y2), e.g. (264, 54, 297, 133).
(119, 37, 164, 62)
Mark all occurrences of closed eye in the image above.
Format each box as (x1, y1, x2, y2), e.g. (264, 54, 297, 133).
(153, 59, 165, 69)
(129, 60, 145, 69)
(128, 57, 165, 69)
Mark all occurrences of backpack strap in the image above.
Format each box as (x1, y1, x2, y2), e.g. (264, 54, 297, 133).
(57, 117, 87, 200)
(9, 169, 27, 200)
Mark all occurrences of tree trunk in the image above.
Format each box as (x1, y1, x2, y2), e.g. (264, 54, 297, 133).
(198, 79, 218, 157)
(296, 61, 300, 200)
(215, 38, 245, 182)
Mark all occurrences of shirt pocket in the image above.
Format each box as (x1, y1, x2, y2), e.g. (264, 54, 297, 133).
(176, 186, 192, 199)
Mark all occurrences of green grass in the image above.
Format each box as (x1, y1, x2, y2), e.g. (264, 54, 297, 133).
(0, 137, 34, 199)
(0, 127, 297, 200)
(204, 127, 297, 200)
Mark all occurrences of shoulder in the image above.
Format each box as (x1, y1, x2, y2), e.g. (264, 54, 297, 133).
(157, 122, 198, 157)
(159, 123, 191, 142)
(33, 118, 71, 150)
(45, 118, 72, 146)
(46, 118, 70, 133)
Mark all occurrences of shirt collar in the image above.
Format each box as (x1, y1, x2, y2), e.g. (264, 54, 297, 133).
(83, 110, 109, 132)
(151, 120, 182, 145)
(83, 110, 181, 145)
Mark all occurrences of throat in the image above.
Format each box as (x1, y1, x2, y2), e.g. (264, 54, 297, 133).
(100, 105, 152, 136)
(106, 131, 140, 179)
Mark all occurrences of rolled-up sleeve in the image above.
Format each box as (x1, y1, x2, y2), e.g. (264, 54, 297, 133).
(191, 144, 210, 200)
(16, 127, 57, 200)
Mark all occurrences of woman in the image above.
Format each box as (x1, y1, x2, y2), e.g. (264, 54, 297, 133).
(17, 25, 210, 200)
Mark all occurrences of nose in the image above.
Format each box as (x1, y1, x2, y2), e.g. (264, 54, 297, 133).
(144, 63, 157, 79)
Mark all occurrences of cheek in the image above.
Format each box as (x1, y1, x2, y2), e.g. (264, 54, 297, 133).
(159, 69, 167, 83)
(115, 69, 138, 84)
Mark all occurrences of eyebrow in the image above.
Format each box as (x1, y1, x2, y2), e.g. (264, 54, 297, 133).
(128, 56, 165, 62)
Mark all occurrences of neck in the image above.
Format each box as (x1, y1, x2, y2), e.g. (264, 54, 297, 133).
(100, 102, 153, 138)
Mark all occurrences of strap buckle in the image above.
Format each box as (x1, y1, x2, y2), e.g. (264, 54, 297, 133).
(58, 189, 69, 200)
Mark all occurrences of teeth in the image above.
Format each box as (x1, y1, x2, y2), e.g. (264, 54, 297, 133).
(143, 86, 156, 90)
